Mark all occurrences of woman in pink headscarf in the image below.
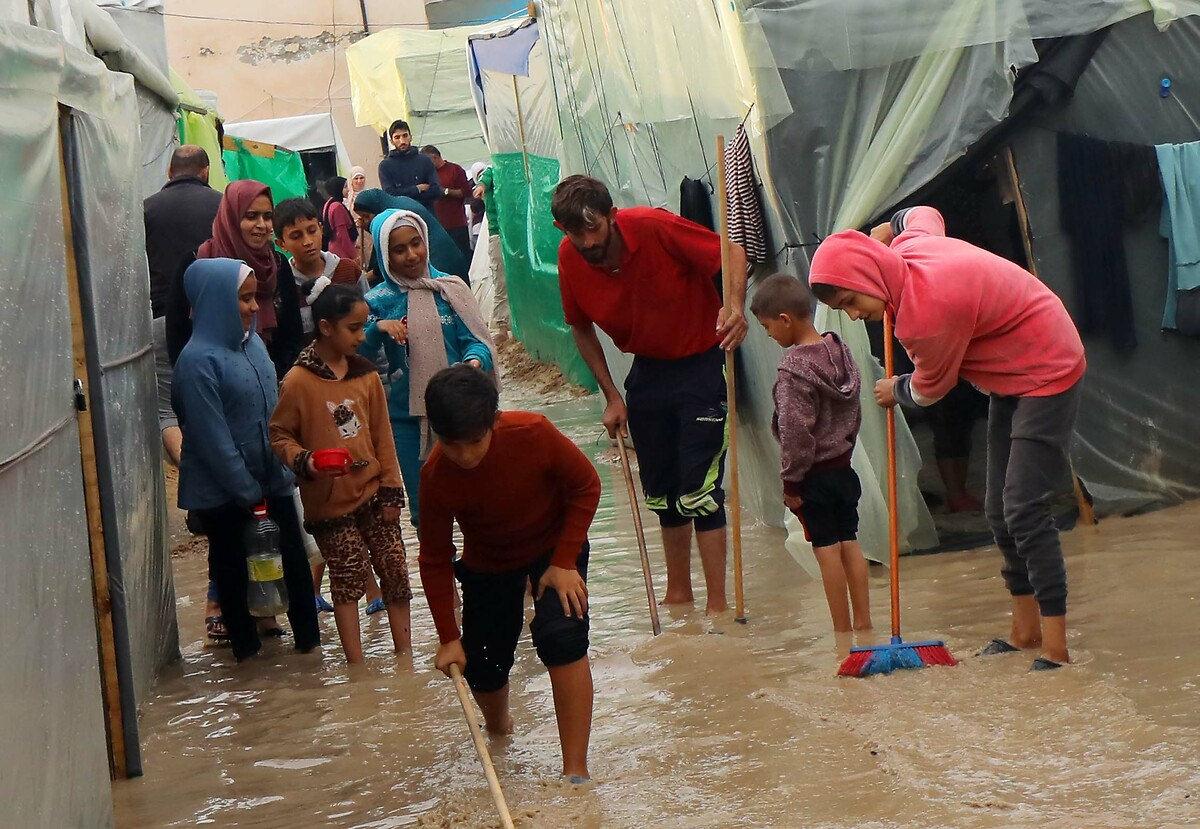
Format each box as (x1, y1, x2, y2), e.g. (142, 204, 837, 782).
(166, 179, 304, 379)
(808, 206, 1085, 671)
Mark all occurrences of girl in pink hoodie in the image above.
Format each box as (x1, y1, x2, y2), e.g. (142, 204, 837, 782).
(808, 206, 1085, 670)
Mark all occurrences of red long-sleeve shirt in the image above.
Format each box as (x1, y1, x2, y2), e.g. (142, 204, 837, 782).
(418, 411, 601, 644)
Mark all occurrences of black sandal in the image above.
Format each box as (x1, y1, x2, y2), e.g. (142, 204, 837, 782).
(1030, 657, 1064, 672)
(205, 615, 230, 642)
(978, 638, 1020, 656)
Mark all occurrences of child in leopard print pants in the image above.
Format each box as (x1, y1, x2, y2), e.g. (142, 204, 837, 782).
(271, 279, 412, 662)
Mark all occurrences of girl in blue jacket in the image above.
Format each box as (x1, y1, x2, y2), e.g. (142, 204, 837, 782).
(173, 257, 321, 661)
(362, 210, 496, 524)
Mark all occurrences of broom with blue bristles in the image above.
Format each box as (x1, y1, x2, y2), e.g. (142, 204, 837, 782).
(838, 312, 957, 677)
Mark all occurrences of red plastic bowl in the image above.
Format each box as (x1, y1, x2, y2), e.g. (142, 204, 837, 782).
(311, 448, 353, 476)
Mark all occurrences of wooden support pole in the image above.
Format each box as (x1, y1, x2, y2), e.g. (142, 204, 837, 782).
(716, 134, 747, 623)
(1003, 146, 1097, 527)
(513, 75, 531, 182)
(58, 127, 127, 779)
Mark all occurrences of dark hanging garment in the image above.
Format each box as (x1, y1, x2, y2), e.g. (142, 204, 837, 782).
(722, 124, 770, 265)
(679, 176, 715, 231)
(1056, 133, 1152, 352)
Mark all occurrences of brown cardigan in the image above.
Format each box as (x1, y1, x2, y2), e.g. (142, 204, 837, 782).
(270, 345, 405, 524)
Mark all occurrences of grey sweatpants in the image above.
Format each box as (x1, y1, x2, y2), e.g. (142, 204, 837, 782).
(984, 383, 1081, 617)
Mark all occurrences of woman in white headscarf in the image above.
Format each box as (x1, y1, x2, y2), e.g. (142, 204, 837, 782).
(346, 166, 371, 269)
(345, 165, 367, 212)
(360, 209, 497, 525)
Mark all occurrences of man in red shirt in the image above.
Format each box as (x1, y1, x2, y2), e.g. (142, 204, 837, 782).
(552, 175, 748, 614)
(419, 365, 600, 782)
(422, 145, 472, 257)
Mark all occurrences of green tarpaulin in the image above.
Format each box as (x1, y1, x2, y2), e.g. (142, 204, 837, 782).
(221, 137, 309, 204)
(489, 151, 596, 391)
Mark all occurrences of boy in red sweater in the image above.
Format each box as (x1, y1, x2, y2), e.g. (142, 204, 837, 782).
(418, 365, 600, 782)
(752, 274, 872, 634)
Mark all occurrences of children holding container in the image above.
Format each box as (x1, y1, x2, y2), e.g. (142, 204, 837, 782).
(270, 280, 413, 663)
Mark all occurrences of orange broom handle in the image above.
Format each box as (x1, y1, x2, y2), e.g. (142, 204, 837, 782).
(883, 312, 901, 639)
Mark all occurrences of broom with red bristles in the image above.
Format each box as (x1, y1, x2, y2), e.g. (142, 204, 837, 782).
(837, 312, 957, 677)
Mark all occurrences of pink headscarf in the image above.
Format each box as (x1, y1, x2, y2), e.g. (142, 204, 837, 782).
(197, 180, 279, 334)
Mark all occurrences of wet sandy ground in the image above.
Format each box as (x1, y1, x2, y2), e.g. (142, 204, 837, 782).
(115, 396, 1200, 828)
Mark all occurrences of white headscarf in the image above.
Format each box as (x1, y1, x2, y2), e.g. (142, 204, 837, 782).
(377, 210, 498, 452)
(346, 165, 367, 212)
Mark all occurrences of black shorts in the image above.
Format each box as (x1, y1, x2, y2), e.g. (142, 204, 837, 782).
(792, 466, 861, 548)
(455, 543, 590, 694)
(625, 347, 727, 532)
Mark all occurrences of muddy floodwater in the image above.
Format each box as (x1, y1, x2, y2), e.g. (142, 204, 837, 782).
(114, 396, 1200, 828)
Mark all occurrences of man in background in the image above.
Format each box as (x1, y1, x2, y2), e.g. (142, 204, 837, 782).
(143, 145, 222, 465)
(378, 120, 442, 209)
(422, 145, 472, 257)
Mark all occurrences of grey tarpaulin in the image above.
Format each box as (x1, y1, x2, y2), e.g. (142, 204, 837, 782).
(1, 4, 176, 821)
(65, 81, 179, 704)
(94, 0, 177, 198)
(1008, 13, 1200, 513)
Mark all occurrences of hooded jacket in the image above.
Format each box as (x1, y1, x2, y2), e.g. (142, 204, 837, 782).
(771, 333, 861, 495)
(166, 248, 304, 380)
(360, 209, 494, 423)
(352, 189, 469, 278)
(377, 146, 442, 208)
(809, 206, 1085, 406)
(173, 258, 295, 510)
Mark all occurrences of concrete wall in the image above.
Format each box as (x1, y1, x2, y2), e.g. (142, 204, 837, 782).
(165, 0, 429, 186)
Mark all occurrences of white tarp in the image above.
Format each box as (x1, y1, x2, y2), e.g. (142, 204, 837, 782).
(225, 113, 353, 174)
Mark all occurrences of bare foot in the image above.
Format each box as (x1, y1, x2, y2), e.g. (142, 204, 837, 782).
(853, 622, 874, 633)
(705, 600, 728, 615)
(1010, 595, 1042, 649)
(660, 591, 694, 605)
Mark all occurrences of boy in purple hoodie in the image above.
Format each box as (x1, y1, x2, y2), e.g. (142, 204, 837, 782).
(752, 274, 872, 633)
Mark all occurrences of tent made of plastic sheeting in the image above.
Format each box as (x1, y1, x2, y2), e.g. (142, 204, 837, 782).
(346, 21, 503, 163)
(468, 18, 596, 390)
(94, 0, 176, 198)
(984, 14, 1200, 515)
(482, 2, 936, 569)
(171, 68, 228, 191)
(2, 10, 177, 821)
(513, 0, 1200, 559)
(225, 112, 353, 176)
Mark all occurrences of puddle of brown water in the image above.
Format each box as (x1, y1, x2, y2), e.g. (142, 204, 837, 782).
(115, 398, 1200, 828)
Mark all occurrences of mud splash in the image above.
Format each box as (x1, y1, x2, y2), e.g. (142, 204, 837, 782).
(115, 397, 1200, 828)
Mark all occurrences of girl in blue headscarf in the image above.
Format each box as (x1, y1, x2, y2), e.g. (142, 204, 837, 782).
(173, 257, 321, 661)
(361, 209, 496, 525)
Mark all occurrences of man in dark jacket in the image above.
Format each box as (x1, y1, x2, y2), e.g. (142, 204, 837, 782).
(377, 119, 443, 208)
(144, 145, 222, 467)
(144, 145, 222, 319)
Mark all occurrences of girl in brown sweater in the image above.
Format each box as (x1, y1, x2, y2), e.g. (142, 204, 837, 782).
(270, 278, 411, 662)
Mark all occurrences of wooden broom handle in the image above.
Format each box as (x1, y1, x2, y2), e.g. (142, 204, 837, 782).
(883, 312, 901, 639)
(448, 664, 515, 829)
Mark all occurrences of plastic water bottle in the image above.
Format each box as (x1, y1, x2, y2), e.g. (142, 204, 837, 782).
(244, 503, 289, 617)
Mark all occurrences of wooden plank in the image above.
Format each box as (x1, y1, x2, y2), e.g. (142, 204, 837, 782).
(57, 121, 127, 779)
(1002, 146, 1097, 528)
